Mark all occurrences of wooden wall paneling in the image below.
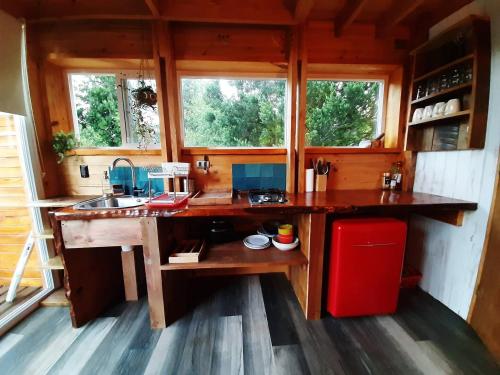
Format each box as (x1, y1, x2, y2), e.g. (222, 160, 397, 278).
(172, 23, 288, 63)
(152, 21, 173, 162)
(306, 22, 410, 65)
(296, 26, 308, 193)
(181, 154, 286, 192)
(334, 0, 369, 36)
(25, 53, 64, 197)
(0, 114, 42, 287)
(28, 21, 153, 60)
(162, 0, 294, 25)
(286, 26, 299, 193)
(468, 161, 500, 361)
(42, 62, 72, 133)
(303, 152, 401, 190)
(60, 154, 163, 195)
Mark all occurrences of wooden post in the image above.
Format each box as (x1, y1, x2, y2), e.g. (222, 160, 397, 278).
(286, 26, 299, 193)
(296, 25, 308, 193)
(291, 212, 326, 319)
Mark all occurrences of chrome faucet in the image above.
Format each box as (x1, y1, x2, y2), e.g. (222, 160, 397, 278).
(112, 157, 138, 195)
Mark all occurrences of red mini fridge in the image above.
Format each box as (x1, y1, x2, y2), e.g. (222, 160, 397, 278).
(327, 218, 407, 317)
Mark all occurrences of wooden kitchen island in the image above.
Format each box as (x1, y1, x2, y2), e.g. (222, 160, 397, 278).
(51, 190, 477, 328)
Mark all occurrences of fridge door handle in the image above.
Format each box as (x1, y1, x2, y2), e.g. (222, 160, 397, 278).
(352, 242, 398, 247)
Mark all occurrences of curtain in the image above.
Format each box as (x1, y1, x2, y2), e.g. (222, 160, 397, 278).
(0, 10, 25, 116)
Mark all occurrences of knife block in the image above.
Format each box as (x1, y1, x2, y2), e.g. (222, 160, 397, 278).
(315, 174, 327, 192)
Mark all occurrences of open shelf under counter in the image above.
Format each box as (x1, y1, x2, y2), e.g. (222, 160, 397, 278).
(160, 240, 308, 271)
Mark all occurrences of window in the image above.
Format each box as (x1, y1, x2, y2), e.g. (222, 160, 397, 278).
(180, 77, 286, 147)
(306, 80, 384, 147)
(69, 73, 160, 148)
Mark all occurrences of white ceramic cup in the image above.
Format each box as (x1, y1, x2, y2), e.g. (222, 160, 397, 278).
(423, 105, 434, 119)
(445, 98, 461, 115)
(432, 102, 446, 117)
(412, 108, 424, 122)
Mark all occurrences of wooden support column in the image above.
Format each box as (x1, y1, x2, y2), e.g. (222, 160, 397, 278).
(141, 217, 187, 328)
(296, 26, 308, 193)
(121, 246, 146, 301)
(152, 21, 173, 162)
(291, 212, 326, 319)
(286, 26, 299, 193)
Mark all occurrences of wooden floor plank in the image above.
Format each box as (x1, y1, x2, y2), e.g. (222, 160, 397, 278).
(211, 316, 244, 375)
(0, 274, 498, 375)
(46, 317, 117, 375)
(241, 275, 275, 375)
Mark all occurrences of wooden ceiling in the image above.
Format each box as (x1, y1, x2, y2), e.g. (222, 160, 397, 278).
(1, 0, 473, 37)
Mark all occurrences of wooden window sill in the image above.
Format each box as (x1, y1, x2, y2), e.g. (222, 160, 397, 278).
(181, 147, 287, 155)
(305, 147, 402, 154)
(67, 148, 162, 156)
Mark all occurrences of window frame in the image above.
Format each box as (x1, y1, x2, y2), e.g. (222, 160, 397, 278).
(177, 71, 289, 152)
(66, 69, 161, 150)
(304, 73, 390, 150)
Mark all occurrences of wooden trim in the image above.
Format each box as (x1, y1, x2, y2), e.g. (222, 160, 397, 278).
(152, 21, 173, 162)
(181, 147, 287, 155)
(286, 27, 299, 193)
(417, 210, 465, 226)
(67, 148, 161, 156)
(334, 0, 369, 36)
(296, 26, 308, 193)
(305, 147, 402, 154)
(175, 60, 288, 75)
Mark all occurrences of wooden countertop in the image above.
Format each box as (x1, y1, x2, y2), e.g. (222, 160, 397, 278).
(52, 190, 477, 221)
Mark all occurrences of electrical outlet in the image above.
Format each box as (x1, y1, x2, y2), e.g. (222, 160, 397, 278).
(80, 165, 89, 178)
(196, 160, 210, 169)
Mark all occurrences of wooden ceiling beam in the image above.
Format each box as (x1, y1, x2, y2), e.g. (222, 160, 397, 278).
(144, 0, 160, 17)
(376, 0, 424, 38)
(294, 0, 315, 23)
(334, 0, 369, 37)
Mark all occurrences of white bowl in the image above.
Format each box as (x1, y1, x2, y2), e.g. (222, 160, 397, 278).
(272, 237, 299, 251)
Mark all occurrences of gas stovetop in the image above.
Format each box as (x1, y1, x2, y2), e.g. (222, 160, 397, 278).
(248, 189, 287, 205)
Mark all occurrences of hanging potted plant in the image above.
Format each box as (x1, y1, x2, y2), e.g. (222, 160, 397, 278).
(130, 78, 158, 150)
(52, 131, 77, 163)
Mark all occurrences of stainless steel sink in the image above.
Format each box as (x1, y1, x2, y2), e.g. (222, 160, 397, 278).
(74, 195, 148, 210)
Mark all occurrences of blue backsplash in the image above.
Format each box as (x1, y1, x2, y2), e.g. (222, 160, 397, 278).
(232, 163, 286, 191)
(109, 167, 164, 195)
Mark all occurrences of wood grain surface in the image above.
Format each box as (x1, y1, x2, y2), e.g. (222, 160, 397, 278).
(0, 274, 498, 375)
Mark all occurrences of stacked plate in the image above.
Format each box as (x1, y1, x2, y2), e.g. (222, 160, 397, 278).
(243, 235, 271, 250)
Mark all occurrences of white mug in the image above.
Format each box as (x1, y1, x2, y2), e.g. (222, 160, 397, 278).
(445, 98, 461, 115)
(432, 102, 446, 117)
(423, 105, 434, 119)
(412, 108, 424, 122)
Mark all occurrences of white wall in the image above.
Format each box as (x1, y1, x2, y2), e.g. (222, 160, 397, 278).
(407, 0, 500, 319)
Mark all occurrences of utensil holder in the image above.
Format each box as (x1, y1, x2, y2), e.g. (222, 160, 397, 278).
(315, 174, 327, 192)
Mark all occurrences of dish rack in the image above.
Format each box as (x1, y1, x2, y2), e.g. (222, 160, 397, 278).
(146, 162, 191, 209)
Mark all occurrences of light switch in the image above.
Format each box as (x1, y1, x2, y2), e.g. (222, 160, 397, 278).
(80, 165, 89, 178)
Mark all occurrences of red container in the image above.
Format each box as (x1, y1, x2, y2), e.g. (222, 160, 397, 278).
(327, 218, 407, 317)
(277, 234, 294, 244)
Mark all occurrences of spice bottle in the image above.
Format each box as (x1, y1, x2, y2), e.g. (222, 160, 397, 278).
(390, 162, 403, 191)
(382, 172, 391, 190)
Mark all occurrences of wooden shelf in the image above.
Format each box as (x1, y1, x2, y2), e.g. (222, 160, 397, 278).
(33, 230, 54, 240)
(160, 240, 307, 271)
(408, 110, 470, 127)
(413, 54, 474, 83)
(411, 82, 472, 105)
(40, 255, 64, 270)
(30, 195, 96, 208)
